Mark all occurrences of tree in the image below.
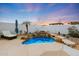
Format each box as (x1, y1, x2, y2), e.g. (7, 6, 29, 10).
(23, 21, 31, 34)
(15, 19, 19, 34)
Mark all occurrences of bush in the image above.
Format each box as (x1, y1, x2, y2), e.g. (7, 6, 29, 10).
(32, 31, 51, 38)
(68, 26, 79, 38)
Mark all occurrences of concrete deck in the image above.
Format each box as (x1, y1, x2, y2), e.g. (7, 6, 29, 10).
(0, 38, 69, 56)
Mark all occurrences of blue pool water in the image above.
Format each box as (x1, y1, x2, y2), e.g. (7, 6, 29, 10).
(22, 37, 55, 45)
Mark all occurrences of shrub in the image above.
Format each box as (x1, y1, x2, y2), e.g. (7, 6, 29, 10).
(68, 26, 79, 38)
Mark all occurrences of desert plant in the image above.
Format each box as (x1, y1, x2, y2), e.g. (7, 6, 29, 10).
(68, 26, 79, 38)
(15, 19, 19, 34)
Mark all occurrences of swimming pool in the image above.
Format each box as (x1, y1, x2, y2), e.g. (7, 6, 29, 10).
(22, 37, 55, 45)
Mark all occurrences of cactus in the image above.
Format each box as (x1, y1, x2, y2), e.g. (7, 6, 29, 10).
(15, 19, 19, 34)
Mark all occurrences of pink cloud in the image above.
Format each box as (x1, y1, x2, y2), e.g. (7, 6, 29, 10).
(42, 4, 79, 23)
(49, 4, 77, 16)
(0, 8, 11, 13)
(48, 3, 56, 7)
(22, 4, 42, 13)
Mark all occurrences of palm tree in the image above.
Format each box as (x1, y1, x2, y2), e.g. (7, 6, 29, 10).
(22, 21, 31, 34)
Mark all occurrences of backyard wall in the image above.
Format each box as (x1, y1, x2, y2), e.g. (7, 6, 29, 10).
(0, 22, 79, 34)
(29, 25, 79, 34)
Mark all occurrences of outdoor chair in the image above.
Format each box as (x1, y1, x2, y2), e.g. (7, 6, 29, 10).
(1, 31, 17, 40)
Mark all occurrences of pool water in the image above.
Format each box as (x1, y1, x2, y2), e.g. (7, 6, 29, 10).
(22, 37, 55, 45)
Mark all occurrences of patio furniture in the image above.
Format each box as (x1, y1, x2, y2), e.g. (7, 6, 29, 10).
(0, 32, 2, 39)
(1, 31, 17, 40)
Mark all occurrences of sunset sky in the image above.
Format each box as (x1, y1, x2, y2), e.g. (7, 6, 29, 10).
(0, 3, 79, 25)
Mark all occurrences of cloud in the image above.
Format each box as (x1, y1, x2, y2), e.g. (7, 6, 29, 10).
(18, 4, 42, 13)
(51, 4, 79, 16)
(41, 4, 79, 22)
(0, 8, 12, 13)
